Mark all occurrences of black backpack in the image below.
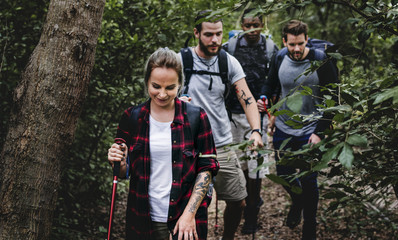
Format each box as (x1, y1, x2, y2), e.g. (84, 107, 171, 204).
(226, 33, 276, 62)
(180, 48, 235, 125)
(180, 48, 230, 99)
(274, 38, 337, 72)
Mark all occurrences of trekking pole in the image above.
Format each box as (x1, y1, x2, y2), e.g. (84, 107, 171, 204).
(252, 104, 265, 240)
(260, 95, 271, 119)
(107, 144, 122, 240)
(214, 193, 219, 233)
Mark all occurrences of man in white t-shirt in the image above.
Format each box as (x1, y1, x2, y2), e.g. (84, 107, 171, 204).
(179, 10, 263, 240)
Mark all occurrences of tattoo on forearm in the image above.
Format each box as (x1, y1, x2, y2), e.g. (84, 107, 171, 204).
(236, 88, 252, 108)
(188, 172, 211, 213)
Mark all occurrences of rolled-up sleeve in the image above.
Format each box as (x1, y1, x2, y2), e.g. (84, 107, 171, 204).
(196, 108, 219, 176)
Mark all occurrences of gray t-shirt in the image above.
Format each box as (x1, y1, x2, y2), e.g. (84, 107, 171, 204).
(179, 48, 246, 147)
(276, 55, 322, 136)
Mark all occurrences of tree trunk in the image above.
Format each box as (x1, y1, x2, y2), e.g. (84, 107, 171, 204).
(0, 0, 105, 239)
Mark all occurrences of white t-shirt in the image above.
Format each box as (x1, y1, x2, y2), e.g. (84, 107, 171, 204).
(148, 115, 173, 222)
(179, 48, 246, 147)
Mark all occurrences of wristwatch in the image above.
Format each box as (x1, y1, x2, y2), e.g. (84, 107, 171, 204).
(251, 129, 263, 137)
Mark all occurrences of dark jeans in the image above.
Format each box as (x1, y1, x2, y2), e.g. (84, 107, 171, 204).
(273, 128, 319, 235)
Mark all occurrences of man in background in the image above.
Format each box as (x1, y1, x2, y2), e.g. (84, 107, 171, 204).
(180, 10, 264, 239)
(259, 20, 339, 240)
(223, 8, 278, 234)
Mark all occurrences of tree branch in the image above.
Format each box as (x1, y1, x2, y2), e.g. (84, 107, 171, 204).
(329, 0, 398, 36)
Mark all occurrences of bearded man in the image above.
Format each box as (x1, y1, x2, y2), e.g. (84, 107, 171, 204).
(179, 10, 263, 240)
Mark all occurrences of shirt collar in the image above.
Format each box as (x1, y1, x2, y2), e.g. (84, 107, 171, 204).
(239, 34, 264, 47)
(143, 97, 184, 125)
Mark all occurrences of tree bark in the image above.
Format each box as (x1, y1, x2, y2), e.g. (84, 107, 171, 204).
(0, 0, 105, 239)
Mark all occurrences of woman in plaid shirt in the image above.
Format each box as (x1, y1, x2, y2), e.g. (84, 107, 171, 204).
(108, 48, 219, 240)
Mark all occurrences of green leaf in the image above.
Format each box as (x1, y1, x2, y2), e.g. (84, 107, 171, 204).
(254, 161, 275, 172)
(284, 120, 303, 129)
(291, 185, 303, 194)
(132, 33, 138, 43)
(323, 104, 352, 113)
(363, 6, 377, 14)
(325, 99, 336, 108)
(373, 86, 398, 105)
(270, 97, 286, 112)
(344, 18, 360, 24)
(99, 226, 107, 233)
(358, 29, 372, 43)
(347, 134, 368, 147)
(266, 174, 290, 187)
(323, 190, 347, 200)
(279, 137, 292, 150)
(273, 109, 294, 117)
(322, 142, 344, 162)
(312, 160, 329, 171)
(333, 113, 344, 123)
(286, 92, 303, 113)
(341, 91, 359, 107)
(327, 52, 343, 60)
(95, 87, 108, 94)
(301, 86, 313, 95)
(338, 143, 354, 169)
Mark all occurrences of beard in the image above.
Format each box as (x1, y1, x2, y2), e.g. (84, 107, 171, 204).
(288, 49, 305, 61)
(198, 37, 221, 57)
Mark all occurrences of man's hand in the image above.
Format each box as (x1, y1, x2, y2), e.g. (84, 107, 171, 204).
(267, 115, 276, 136)
(249, 131, 264, 148)
(256, 98, 268, 112)
(308, 133, 321, 146)
(179, 95, 192, 103)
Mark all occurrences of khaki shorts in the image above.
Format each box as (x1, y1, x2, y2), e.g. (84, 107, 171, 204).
(230, 113, 270, 179)
(213, 146, 247, 201)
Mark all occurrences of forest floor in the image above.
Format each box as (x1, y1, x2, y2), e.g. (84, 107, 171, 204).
(110, 148, 398, 240)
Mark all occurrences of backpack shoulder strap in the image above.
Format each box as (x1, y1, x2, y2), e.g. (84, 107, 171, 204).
(185, 102, 201, 139)
(275, 47, 288, 72)
(180, 48, 194, 94)
(217, 49, 236, 126)
(227, 35, 239, 56)
(129, 103, 144, 129)
(218, 49, 229, 85)
(313, 49, 326, 61)
(123, 102, 145, 150)
(264, 36, 276, 61)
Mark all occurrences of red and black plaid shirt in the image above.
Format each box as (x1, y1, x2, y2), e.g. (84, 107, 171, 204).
(115, 98, 218, 239)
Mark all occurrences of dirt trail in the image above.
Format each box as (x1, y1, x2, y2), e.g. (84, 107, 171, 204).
(207, 176, 304, 240)
(111, 156, 397, 240)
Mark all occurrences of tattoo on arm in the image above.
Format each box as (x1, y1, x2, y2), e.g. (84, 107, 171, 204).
(236, 88, 252, 108)
(188, 172, 211, 213)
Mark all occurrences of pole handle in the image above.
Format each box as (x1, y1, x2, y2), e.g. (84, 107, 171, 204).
(259, 95, 271, 119)
(113, 143, 124, 177)
(113, 162, 120, 177)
